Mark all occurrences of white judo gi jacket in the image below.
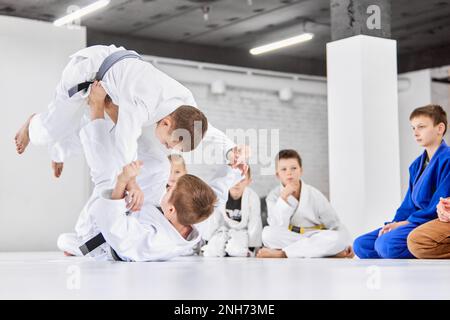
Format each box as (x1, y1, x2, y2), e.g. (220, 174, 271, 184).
(266, 180, 341, 230)
(29, 44, 235, 167)
(90, 165, 244, 262)
(79, 119, 244, 262)
(198, 187, 262, 247)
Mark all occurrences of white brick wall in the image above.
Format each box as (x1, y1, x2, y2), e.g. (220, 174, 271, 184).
(183, 82, 329, 198)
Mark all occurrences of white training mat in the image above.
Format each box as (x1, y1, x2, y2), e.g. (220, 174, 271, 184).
(1, 252, 449, 299)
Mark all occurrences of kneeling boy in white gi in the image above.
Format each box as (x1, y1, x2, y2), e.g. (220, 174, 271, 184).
(257, 149, 353, 259)
(201, 166, 262, 257)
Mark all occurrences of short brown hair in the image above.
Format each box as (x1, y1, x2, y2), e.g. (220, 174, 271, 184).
(169, 105, 208, 152)
(410, 104, 447, 135)
(276, 149, 302, 168)
(169, 174, 217, 226)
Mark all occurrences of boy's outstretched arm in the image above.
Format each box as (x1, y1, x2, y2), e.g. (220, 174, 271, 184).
(111, 161, 143, 200)
(208, 164, 247, 208)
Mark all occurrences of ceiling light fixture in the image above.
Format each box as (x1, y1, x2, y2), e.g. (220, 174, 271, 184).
(54, 0, 110, 27)
(250, 32, 314, 55)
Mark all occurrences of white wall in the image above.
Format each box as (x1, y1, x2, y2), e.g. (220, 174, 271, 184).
(431, 66, 450, 126)
(397, 69, 432, 197)
(0, 16, 87, 251)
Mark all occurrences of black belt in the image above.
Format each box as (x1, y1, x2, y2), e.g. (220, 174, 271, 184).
(79, 233, 123, 261)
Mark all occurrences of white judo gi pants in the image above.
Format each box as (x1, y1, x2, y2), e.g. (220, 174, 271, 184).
(57, 120, 119, 257)
(201, 227, 250, 257)
(261, 226, 352, 258)
(28, 53, 93, 150)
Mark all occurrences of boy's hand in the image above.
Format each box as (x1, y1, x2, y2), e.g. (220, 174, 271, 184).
(88, 81, 106, 120)
(51, 161, 64, 178)
(378, 221, 409, 236)
(234, 162, 249, 176)
(228, 145, 251, 169)
(118, 160, 143, 184)
(437, 198, 450, 223)
(88, 81, 107, 107)
(126, 178, 144, 212)
(281, 181, 299, 202)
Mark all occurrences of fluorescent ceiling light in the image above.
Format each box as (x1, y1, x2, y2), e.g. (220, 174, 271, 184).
(250, 33, 314, 55)
(54, 0, 110, 27)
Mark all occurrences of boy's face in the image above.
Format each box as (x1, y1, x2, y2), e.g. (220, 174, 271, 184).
(410, 115, 444, 147)
(230, 174, 251, 195)
(276, 158, 302, 185)
(168, 160, 187, 187)
(155, 118, 183, 151)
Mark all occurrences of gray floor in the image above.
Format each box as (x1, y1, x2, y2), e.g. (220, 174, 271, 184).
(0, 252, 449, 299)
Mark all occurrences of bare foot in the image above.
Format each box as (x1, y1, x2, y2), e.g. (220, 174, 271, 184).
(14, 114, 35, 154)
(52, 161, 64, 178)
(63, 251, 75, 257)
(332, 246, 355, 258)
(256, 247, 287, 259)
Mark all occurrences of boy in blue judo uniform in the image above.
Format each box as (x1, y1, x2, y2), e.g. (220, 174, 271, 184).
(354, 104, 450, 259)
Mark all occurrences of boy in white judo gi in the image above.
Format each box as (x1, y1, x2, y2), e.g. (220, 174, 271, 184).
(14, 44, 244, 201)
(59, 89, 246, 261)
(257, 149, 353, 259)
(200, 167, 262, 257)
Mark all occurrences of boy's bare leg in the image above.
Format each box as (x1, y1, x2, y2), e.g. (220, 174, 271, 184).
(52, 161, 64, 178)
(14, 113, 35, 154)
(256, 247, 287, 258)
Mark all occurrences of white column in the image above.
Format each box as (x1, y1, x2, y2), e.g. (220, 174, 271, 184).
(327, 35, 401, 238)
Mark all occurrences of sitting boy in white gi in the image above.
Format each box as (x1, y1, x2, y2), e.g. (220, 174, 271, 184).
(59, 92, 246, 261)
(200, 167, 262, 257)
(257, 149, 353, 259)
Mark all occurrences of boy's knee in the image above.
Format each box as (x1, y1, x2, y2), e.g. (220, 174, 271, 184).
(353, 234, 372, 258)
(353, 232, 377, 259)
(374, 235, 407, 259)
(262, 226, 282, 248)
(407, 228, 432, 259)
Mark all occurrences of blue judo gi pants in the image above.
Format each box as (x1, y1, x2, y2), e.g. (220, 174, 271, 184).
(353, 223, 419, 259)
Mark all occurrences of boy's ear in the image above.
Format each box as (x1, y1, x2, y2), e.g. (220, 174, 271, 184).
(158, 116, 172, 129)
(438, 123, 446, 135)
(164, 117, 173, 128)
(168, 205, 177, 217)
